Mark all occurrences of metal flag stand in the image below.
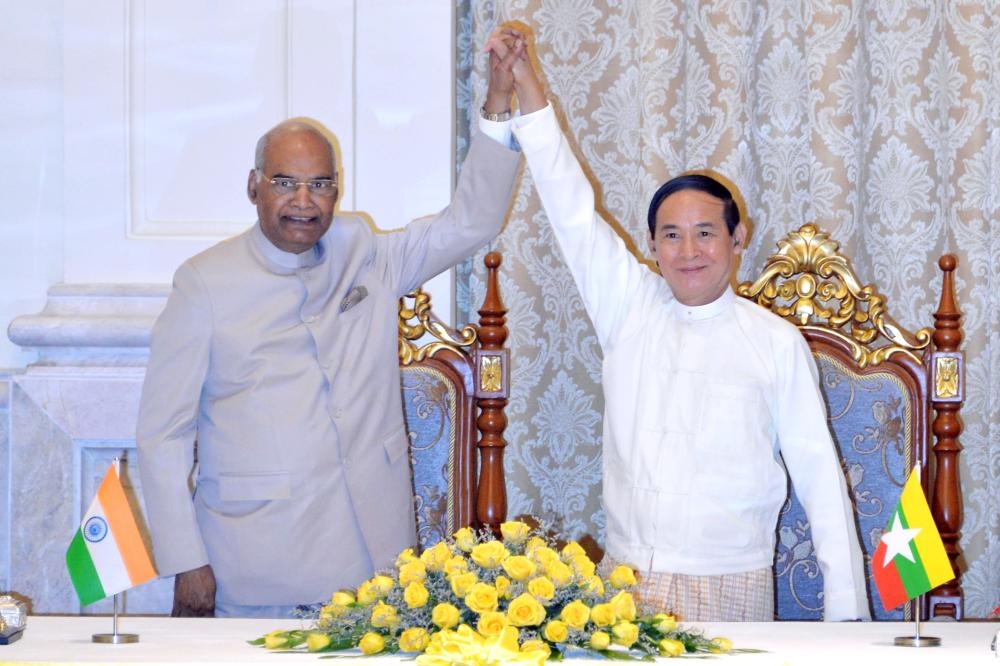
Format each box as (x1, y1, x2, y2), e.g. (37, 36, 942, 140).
(92, 592, 139, 644)
(890, 463, 941, 647)
(893, 597, 940, 647)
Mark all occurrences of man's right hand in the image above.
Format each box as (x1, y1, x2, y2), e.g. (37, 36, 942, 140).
(172, 564, 216, 617)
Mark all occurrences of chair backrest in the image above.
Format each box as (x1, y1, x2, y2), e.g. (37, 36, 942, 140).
(736, 224, 964, 620)
(399, 252, 509, 551)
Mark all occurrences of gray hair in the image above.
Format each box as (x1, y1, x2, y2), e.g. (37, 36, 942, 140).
(253, 120, 336, 180)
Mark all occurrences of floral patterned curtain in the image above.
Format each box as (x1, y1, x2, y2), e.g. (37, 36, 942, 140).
(455, 0, 998, 618)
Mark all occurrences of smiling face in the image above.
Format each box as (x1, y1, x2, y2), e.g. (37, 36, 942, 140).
(647, 188, 745, 306)
(247, 124, 338, 254)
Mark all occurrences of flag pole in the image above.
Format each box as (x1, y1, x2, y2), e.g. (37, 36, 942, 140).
(892, 463, 940, 647)
(893, 595, 940, 647)
(92, 591, 139, 644)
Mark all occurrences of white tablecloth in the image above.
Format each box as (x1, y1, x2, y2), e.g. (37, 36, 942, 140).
(0, 616, 997, 665)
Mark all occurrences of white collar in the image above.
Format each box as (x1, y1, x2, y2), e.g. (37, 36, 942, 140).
(674, 286, 735, 321)
(251, 222, 325, 273)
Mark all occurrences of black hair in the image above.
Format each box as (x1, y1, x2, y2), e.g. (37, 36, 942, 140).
(646, 173, 740, 237)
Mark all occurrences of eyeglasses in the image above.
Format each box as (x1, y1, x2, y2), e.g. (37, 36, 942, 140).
(266, 176, 338, 197)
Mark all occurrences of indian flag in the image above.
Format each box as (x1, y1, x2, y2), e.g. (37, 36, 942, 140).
(871, 465, 954, 612)
(65, 461, 157, 606)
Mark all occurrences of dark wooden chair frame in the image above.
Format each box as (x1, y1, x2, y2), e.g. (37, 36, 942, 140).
(398, 252, 509, 539)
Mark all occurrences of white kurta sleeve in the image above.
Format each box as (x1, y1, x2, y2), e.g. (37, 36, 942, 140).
(512, 104, 658, 348)
(775, 334, 871, 621)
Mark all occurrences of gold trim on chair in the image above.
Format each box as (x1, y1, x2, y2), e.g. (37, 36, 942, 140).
(398, 288, 479, 365)
(736, 224, 931, 368)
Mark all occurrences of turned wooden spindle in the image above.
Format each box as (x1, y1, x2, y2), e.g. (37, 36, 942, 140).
(926, 254, 964, 619)
(475, 252, 509, 535)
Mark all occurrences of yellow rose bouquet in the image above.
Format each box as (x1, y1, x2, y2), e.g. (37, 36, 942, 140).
(252, 521, 735, 662)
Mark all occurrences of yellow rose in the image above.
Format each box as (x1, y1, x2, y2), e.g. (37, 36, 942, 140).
(570, 553, 596, 578)
(399, 627, 431, 652)
(317, 605, 334, 624)
(560, 599, 591, 630)
(443, 555, 469, 577)
(590, 602, 615, 627)
(330, 590, 355, 606)
(306, 632, 331, 652)
(404, 581, 430, 609)
(500, 520, 532, 546)
(453, 526, 476, 552)
(495, 575, 513, 599)
(543, 619, 568, 643)
(519, 638, 551, 660)
(507, 592, 547, 627)
(398, 559, 427, 586)
(530, 545, 559, 567)
(356, 580, 379, 605)
(612, 621, 639, 648)
(465, 581, 500, 614)
(521, 638, 552, 666)
(263, 630, 288, 649)
(544, 560, 575, 587)
(370, 601, 399, 630)
(524, 536, 548, 554)
(431, 602, 461, 629)
(710, 637, 733, 653)
(395, 547, 417, 566)
(358, 632, 385, 655)
(609, 565, 637, 589)
(527, 576, 555, 601)
(470, 540, 509, 568)
(372, 574, 394, 594)
(449, 570, 478, 598)
(502, 555, 537, 581)
(610, 590, 637, 621)
(581, 574, 605, 596)
(420, 541, 453, 572)
(560, 541, 586, 560)
(589, 630, 611, 651)
(476, 610, 508, 637)
(658, 638, 685, 657)
(653, 613, 677, 634)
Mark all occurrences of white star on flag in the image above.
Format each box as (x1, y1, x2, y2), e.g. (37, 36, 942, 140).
(879, 512, 922, 567)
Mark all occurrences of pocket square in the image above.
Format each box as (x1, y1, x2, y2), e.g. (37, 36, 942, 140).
(340, 285, 368, 312)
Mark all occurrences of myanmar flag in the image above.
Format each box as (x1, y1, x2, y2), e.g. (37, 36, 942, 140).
(871, 467, 954, 612)
(65, 461, 157, 606)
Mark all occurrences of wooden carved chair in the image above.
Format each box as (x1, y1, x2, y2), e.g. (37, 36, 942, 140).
(736, 224, 964, 621)
(399, 252, 509, 551)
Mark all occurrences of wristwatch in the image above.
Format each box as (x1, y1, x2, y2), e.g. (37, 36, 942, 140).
(480, 105, 512, 122)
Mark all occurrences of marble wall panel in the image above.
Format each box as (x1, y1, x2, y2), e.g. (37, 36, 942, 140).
(8, 368, 170, 614)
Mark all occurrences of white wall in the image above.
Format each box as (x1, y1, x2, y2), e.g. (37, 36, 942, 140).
(0, 0, 456, 370)
(0, 0, 65, 370)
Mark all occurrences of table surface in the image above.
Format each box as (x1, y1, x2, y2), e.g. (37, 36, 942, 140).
(0, 615, 997, 665)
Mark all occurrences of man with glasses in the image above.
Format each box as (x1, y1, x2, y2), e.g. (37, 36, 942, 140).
(137, 34, 527, 618)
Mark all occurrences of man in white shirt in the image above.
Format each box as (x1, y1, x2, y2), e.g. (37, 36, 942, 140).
(487, 25, 870, 622)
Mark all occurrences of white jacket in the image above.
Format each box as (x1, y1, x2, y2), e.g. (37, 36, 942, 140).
(513, 105, 869, 621)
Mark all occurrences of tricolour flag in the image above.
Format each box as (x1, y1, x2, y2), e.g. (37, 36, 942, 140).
(871, 465, 954, 612)
(65, 461, 157, 606)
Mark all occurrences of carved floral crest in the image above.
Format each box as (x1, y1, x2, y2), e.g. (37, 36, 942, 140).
(736, 224, 931, 367)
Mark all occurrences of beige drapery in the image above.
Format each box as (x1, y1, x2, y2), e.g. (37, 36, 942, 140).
(456, 0, 998, 618)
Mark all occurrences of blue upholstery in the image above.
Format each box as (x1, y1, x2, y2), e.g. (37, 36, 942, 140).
(774, 352, 912, 620)
(402, 365, 459, 551)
